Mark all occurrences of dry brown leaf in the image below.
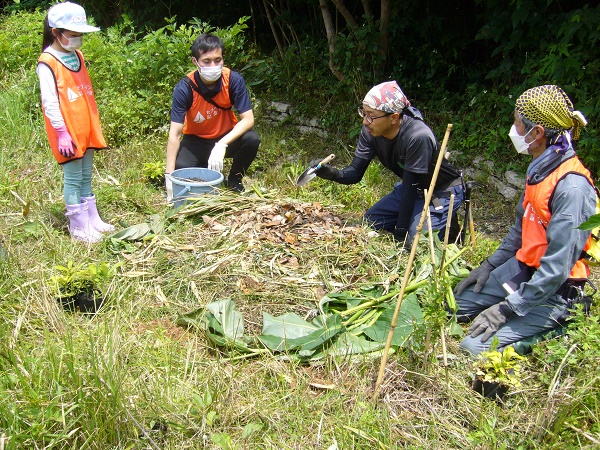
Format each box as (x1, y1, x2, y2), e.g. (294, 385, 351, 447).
(284, 233, 297, 245)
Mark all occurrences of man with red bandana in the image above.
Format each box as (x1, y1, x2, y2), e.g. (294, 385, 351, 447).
(310, 81, 464, 245)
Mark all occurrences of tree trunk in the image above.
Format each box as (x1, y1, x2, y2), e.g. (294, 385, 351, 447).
(361, 0, 374, 25)
(318, 0, 345, 81)
(331, 0, 359, 34)
(262, 0, 285, 57)
(379, 0, 391, 71)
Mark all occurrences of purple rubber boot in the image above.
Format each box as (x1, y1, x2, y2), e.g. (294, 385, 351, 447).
(82, 195, 115, 233)
(65, 203, 103, 243)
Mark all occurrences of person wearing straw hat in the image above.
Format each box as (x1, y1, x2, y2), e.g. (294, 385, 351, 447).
(310, 81, 464, 246)
(37, 1, 113, 243)
(454, 85, 597, 355)
(165, 33, 260, 195)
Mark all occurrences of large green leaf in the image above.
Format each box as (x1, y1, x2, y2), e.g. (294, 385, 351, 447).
(206, 299, 245, 341)
(362, 293, 423, 346)
(177, 300, 251, 353)
(326, 332, 385, 356)
(258, 313, 343, 355)
(109, 222, 152, 241)
(108, 214, 165, 241)
(261, 312, 319, 340)
(318, 292, 363, 314)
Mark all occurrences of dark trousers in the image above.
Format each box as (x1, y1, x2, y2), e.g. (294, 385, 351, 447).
(175, 130, 260, 181)
(364, 182, 464, 242)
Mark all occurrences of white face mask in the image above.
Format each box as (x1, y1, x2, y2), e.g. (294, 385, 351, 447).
(199, 65, 223, 82)
(60, 33, 83, 52)
(508, 124, 534, 154)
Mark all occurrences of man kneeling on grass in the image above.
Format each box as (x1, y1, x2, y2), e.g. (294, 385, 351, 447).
(454, 85, 596, 356)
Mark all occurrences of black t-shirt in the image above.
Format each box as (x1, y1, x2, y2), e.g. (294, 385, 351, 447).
(355, 113, 460, 189)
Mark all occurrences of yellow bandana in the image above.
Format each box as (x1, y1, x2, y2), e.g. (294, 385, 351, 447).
(515, 85, 587, 140)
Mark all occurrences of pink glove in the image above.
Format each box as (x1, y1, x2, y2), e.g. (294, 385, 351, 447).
(56, 125, 75, 157)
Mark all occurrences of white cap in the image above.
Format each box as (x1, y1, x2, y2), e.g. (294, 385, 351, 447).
(48, 2, 100, 33)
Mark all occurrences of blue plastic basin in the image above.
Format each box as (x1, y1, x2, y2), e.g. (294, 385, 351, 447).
(169, 168, 223, 207)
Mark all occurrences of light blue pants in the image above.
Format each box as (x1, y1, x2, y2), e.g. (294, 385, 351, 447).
(62, 149, 94, 205)
(455, 256, 568, 355)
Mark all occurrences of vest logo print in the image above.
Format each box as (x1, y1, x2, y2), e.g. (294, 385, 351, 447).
(67, 87, 80, 102)
(193, 112, 205, 123)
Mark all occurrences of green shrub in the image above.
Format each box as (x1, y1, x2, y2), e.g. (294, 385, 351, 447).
(0, 9, 45, 78)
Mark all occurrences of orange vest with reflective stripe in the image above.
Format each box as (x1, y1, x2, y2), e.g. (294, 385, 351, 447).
(516, 156, 593, 279)
(182, 68, 238, 139)
(38, 50, 106, 164)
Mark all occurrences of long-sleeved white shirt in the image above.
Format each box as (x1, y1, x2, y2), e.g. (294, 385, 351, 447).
(36, 46, 80, 129)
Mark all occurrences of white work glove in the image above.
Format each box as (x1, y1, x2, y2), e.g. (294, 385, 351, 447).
(208, 142, 227, 172)
(165, 173, 173, 202)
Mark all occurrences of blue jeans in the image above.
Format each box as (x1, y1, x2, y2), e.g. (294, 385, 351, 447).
(364, 182, 464, 240)
(62, 149, 94, 205)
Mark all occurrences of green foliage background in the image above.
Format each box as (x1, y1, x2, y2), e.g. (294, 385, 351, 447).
(1, 1, 598, 173)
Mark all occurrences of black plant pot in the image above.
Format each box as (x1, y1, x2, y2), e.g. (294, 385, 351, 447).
(76, 289, 104, 315)
(57, 295, 78, 312)
(472, 378, 508, 401)
(148, 175, 165, 188)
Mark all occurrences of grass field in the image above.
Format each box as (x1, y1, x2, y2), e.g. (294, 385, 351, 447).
(1, 76, 599, 449)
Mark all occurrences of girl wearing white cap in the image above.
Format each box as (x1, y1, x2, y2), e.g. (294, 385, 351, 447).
(37, 2, 112, 243)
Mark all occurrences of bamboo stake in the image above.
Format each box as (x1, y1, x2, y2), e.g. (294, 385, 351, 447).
(373, 124, 453, 401)
(438, 193, 455, 278)
(425, 195, 438, 288)
(440, 324, 449, 383)
(468, 199, 476, 246)
(439, 193, 454, 383)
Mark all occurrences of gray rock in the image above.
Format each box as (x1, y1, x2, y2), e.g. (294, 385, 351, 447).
(505, 170, 525, 188)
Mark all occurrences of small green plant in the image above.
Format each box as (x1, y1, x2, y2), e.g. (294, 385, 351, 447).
(474, 340, 526, 388)
(49, 261, 122, 312)
(142, 161, 166, 186)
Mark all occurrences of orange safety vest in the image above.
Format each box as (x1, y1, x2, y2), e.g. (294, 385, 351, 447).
(182, 68, 238, 139)
(516, 156, 594, 279)
(38, 50, 106, 164)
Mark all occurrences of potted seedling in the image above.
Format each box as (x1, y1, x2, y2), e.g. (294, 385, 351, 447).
(50, 261, 81, 312)
(142, 161, 166, 188)
(472, 340, 526, 401)
(50, 261, 121, 314)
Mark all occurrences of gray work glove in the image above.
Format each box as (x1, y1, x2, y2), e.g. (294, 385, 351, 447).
(468, 301, 515, 342)
(454, 260, 494, 295)
(308, 159, 340, 181)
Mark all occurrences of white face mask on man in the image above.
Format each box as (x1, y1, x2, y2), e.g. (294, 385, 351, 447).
(60, 33, 83, 52)
(508, 124, 535, 154)
(198, 65, 223, 82)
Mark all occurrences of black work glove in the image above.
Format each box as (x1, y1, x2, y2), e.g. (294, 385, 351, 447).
(393, 227, 411, 250)
(454, 260, 494, 295)
(308, 159, 340, 181)
(468, 301, 515, 342)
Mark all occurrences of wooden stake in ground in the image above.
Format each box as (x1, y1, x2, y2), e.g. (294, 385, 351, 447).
(440, 193, 455, 383)
(439, 193, 455, 277)
(373, 124, 453, 401)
